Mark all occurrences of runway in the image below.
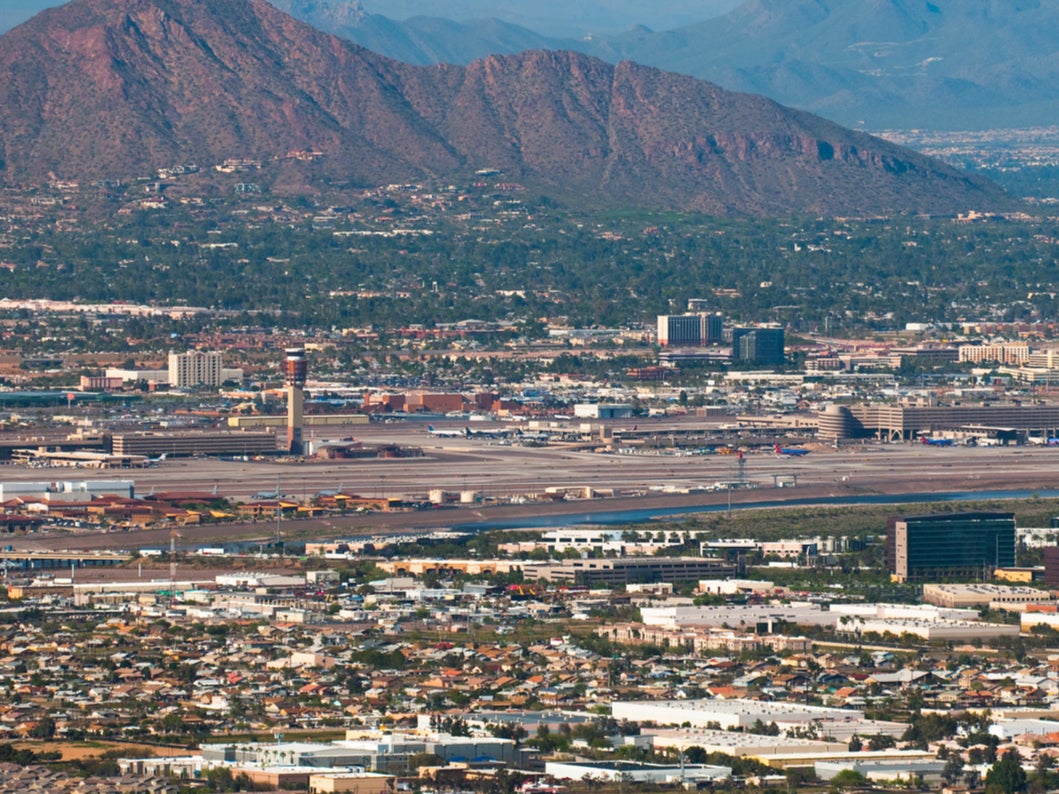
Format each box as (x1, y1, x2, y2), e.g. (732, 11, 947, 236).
(4, 422, 1059, 551)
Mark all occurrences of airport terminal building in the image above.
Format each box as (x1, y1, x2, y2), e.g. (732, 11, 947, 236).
(817, 403, 1059, 442)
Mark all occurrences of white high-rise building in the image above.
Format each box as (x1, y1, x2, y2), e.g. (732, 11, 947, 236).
(168, 350, 223, 388)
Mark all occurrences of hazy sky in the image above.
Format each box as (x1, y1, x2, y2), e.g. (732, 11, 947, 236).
(355, 0, 742, 35)
(0, 1, 64, 32)
(0, 1, 742, 36)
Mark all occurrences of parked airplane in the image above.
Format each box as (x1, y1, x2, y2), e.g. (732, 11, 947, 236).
(465, 425, 517, 439)
(516, 429, 551, 442)
(773, 444, 810, 457)
(920, 436, 954, 447)
(426, 425, 468, 438)
(146, 453, 168, 467)
(252, 487, 282, 500)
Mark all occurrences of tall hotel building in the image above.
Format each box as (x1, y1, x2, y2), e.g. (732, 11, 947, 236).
(168, 350, 223, 388)
(657, 313, 723, 347)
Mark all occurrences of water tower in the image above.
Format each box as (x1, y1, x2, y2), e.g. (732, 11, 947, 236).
(284, 347, 307, 455)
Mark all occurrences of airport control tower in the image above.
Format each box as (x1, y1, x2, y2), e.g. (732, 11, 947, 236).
(284, 347, 307, 455)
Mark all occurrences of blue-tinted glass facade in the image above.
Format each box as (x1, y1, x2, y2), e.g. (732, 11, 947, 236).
(887, 512, 1016, 581)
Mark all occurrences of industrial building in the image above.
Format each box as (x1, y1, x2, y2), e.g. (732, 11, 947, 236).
(841, 617, 1020, 641)
(0, 479, 134, 502)
(921, 583, 1052, 609)
(815, 758, 946, 784)
(544, 760, 730, 785)
(308, 772, 394, 794)
(125, 733, 524, 786)
(887, 512, 1016, 582)
(530, 527, 684, 555)
(200, 733, 524, 775)
(610, 698, 862, 733)
(523, 557, 736, 586)
(1020, 608, 1059, 633)
(646, 728, 848, 758)
(639, 603, 836, 631)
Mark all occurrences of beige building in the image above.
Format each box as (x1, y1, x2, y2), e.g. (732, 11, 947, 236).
(958, 344, 1029, 365)
(110, 430, 278, 457)
(922, 582, 1051, 609)
(600, 622, 810, 654)
(309, 773, 395, 794)
(167, 350, 243, 388)
(168, 350, 223, 387)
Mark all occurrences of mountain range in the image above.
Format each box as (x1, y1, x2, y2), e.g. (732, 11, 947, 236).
(0, 0, 1011, 216)
(0, 1, 743, 39)
(349, 0, 743, 38)
(267, 0, 1059, 130)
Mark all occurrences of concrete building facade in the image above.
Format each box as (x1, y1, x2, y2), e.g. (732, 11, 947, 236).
(524, 557, 736, 586)
(921, 583, 1051, 609)
(168, 350, 223, 388)
(817, 403, 1059, 442)
(656, 313, 723, 347)
(111, 431, 278, 458)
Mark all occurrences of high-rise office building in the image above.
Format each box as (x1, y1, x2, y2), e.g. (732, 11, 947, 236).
(887, 512, 1016, 582)
(731, 325, 785, 367)
(1044, 546, 1059, 589)
(704, 314, 724, 344)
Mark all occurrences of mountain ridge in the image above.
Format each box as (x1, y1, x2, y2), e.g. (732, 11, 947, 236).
(0, 0, 1012, 216)
(262, 0, 1059, 130)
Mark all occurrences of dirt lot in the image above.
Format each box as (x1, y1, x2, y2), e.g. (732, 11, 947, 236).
(15, 740, 190, 761)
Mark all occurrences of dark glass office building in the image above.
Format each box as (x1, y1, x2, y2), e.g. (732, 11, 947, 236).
(887, 512, 1016, 582)
(731, 326, 785, 367)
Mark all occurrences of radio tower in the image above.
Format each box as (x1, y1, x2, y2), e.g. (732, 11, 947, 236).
(284, 348, 307, 455)
(168, 528, 181, 610)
